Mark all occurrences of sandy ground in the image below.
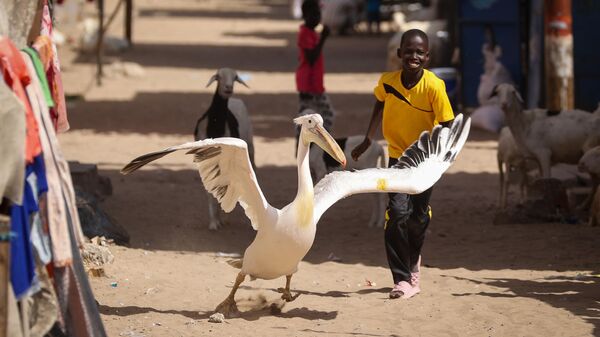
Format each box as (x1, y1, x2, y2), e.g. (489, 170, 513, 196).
(55, 0, 600, 336)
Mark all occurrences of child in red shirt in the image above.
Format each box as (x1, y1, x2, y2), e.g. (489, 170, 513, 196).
(295, 0, 334, 141)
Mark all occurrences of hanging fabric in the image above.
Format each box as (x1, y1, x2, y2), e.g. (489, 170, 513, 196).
(38, 0, 69, 133)
(22, 47, 76, 267)
(10, 154, 47, 299)
(22, 49, 107, 337)
(0, 37, 42, 164)
(0, 77, 26, 205)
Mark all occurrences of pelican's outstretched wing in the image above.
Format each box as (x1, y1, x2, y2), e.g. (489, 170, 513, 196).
(313, 114, 471, 223)
(121, 138, 272, 230)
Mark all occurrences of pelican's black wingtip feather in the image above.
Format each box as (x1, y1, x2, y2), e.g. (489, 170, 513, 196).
(120, 149, 176, 175)
(392, 114, 467, 170)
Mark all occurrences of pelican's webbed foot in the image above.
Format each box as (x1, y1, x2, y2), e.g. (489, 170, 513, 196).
(277, 287, 300, 302)
(214, 272, 246, 317)
(277, 274, 300, 302)
(214, 297, 240, 317)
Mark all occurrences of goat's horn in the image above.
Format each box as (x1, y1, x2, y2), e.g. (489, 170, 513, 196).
(235, 75, 250, 88)
(488, 84, 499, 99)
(206, 74, 218, 88)
(514, 90, 524, 104)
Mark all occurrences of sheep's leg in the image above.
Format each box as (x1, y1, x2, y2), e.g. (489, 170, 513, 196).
(369, 193, 386, 228)
(518, 161, 529, 205)
(578, 175, 599, 211)
(498, 158, 506, 208)
(368, 193, 380, 227)
(277, 274, 300, 302)
(589, 186, 600, 227)
(377, 193, 386, 227)
(536, 150, 552, 178)
(214, 272, 245, 317)
(207, 193, 223, 230)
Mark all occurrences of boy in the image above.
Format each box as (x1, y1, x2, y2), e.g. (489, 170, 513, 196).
(295, 0, 334, 142)
(351, 29, 454, 299)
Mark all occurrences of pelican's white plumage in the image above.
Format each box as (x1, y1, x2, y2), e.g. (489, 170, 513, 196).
(313, 114, 471, 222)
(121, 113, 471, 316)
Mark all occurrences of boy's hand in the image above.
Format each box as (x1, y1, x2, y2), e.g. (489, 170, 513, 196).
(321, 25, 330, 40)
(351, 138, 371, 162)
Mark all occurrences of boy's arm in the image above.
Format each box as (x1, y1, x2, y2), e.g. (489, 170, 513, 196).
(351, 99, 384, 161)
(304, 25, 330, 65)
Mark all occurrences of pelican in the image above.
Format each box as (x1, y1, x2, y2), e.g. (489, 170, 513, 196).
(121, 113, 470, 317)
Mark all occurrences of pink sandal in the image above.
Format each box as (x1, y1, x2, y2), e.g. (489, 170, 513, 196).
(390, 256, 423, 299)
(389, 281, 413, 299)
(410, 255, 421, 293)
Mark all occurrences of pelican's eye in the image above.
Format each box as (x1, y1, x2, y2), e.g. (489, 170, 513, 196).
(308, 120, 312, 124)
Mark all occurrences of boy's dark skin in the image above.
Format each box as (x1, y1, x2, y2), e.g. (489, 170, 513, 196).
(302, 2, 330, 66)
(351, 32, 453, 161)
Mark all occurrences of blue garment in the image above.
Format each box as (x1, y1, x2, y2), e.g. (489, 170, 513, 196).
(10, 154, 48, 299)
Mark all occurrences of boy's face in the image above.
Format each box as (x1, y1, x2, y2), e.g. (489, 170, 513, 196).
(304, 7, 321, 29)
(397, 35, 430, 74)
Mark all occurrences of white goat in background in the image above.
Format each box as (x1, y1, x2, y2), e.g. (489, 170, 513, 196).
(493, 84, 600, 178)
(310, 135, 388, 227)
(194, 68, 254, 230)
(497, 126, 536, 208)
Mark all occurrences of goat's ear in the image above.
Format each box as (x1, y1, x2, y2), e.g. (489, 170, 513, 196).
(206, 74, 218, 88)
(235, 76, 250, 88)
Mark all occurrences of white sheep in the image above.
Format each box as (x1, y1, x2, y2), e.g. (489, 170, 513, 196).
(497, 126, 536, 208)
(578, 146, 600, 218)
(310, 135, 388, 227)
(194, 68, 254, 230)
(321, 0, 359, 35)
(494, 83, 600, 178)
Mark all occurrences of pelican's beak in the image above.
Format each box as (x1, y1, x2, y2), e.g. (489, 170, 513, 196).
(313, 124, 347, 168)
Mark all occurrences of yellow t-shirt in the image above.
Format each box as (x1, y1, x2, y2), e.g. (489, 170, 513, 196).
(374, 69, 454, 158)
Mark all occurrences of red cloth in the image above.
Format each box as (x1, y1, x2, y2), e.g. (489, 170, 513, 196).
(295, 25, 325, 94)
(38, 0, 70, 133)
(0, 38, 42, 163)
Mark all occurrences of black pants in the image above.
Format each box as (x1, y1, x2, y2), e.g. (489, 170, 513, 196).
(385, 157, 432, 284)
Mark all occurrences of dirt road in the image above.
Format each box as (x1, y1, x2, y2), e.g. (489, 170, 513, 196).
(57, 1, 599, 336)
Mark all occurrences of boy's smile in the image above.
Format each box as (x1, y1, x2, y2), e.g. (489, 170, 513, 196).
(397, 35, 430, 74)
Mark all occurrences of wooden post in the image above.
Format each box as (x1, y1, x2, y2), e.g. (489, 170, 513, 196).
(96, 0, 105, 86)
(544, 0, 574, 110)
(0, 215, 10, 337)
(125, 0, 133, 46)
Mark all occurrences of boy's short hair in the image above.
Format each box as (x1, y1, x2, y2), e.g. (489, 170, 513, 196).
(302, 0, 320, 15)
(400, 29, 429, 48)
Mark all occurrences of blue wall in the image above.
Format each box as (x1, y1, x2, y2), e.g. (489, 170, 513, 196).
(459, 0, 523, 107)
(573, 0, 600, 111)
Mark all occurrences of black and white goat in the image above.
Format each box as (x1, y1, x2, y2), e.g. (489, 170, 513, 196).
(310, 134, 388, 227)
(194, 68, 255, 230)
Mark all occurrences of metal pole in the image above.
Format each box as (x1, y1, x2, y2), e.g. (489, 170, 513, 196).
(96, 0, 104, 86)
(125, 0, 133, 46)
(544, 0, 574, 110)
